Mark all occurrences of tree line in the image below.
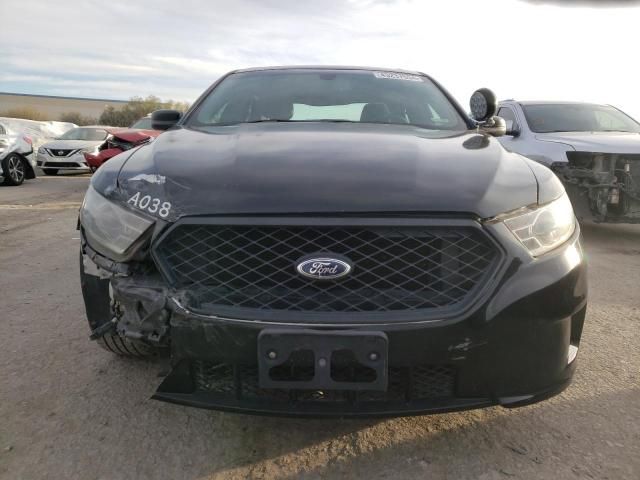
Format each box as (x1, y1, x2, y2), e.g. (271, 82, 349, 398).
(0, 95, 190, 127)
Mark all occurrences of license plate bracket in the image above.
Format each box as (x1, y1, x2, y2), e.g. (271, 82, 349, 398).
(258, 329, 388, 391)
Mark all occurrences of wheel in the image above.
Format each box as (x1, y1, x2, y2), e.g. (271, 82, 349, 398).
(96, 334, 157, 357)
(42, 168, 58, 176)
(79, 250, 158, 358)
(1, 154, 26, 185)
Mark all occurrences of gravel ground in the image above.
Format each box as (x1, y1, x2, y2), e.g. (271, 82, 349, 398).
(0, 175, 638, 480)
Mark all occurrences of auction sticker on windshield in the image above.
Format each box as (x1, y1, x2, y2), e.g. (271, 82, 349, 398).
(373, 71, 423, 82)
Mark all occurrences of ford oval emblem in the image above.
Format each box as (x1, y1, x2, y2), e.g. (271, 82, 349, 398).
(296, 256, 352, 280)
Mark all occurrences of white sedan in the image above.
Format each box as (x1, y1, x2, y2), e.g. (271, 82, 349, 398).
(36, 126, 111, 175)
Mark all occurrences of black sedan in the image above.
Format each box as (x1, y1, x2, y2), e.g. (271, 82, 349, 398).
(78, 66, 587, 417)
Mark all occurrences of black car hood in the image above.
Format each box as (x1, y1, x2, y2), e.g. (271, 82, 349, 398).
(110, 123, 539, 220)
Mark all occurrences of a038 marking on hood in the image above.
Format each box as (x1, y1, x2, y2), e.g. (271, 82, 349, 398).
(127, 191, 172, 218)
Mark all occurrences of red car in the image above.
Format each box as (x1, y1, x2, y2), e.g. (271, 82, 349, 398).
(84, 123, 161, 171)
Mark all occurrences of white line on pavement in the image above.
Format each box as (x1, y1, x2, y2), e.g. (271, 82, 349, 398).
(0, 202, 82, 210)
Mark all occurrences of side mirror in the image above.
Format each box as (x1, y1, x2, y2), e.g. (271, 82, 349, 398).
(151, 109, 182, 131)
(469, 88, 498, 123)
(505, 120, 521, 137)
(480, 116, 506, 137)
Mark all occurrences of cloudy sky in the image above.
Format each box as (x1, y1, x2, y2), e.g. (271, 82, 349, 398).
(1, 0, 640, 117)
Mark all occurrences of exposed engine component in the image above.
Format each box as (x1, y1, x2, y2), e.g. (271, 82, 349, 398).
(553, 152, 640, 223)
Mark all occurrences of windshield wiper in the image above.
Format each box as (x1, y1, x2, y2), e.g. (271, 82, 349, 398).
(242, 119, 361, 124)
(242, 119, 297, 124)
(207, 119, 416, 127)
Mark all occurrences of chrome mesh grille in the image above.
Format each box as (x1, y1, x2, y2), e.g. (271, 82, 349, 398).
(154, 223, 499, 313)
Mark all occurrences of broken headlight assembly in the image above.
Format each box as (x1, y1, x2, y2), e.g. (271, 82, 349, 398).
(502, 193, 576, 257)
(80, 185, 154, 262)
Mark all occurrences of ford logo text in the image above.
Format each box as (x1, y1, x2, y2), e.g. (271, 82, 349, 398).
(296, 257, 352, 280)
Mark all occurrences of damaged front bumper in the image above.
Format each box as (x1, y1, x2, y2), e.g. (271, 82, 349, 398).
(81, 226, 588, 417)
(553, 152, 640, 223)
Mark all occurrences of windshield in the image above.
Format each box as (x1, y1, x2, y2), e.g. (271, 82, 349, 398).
(130, 117, 153, 129)
(522, 104, 640, 133)
(188, 69, 468, 131)
(58, 128, 108, 141)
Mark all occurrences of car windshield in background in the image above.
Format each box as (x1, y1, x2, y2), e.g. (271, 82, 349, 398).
(188, 69, 468, 131)
(522, 104, 640, 134)
(130, 117, 153, 129)
(58, 128, 108, 141)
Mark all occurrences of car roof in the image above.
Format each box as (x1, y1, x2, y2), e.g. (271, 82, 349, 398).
(501, 100, 609, 107)
(229, 65, 426, 76)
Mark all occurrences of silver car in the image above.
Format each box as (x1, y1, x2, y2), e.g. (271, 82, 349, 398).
(0, 121, 36, 186)
(36, 126, 111, 175)
(497, 101, 640, 224)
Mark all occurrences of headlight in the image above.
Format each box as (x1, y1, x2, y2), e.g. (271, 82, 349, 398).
(38, 146, 46, 154)
(80, 185, 154, 261)
(503, 193, 576, 256)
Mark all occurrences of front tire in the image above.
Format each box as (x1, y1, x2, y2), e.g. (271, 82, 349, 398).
(79, 251, 158, 358)
(97, 334, 156, 357)
(1, 154, 26, 186)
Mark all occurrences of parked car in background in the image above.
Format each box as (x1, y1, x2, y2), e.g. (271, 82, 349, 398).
(36, 126, 112, 175)
(0, 121, 35, 186)
(497, 100, 640, 223)
(84, 128, 160, 171)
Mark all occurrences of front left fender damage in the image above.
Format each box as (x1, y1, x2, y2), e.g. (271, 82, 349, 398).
(81, 242, 172, 349)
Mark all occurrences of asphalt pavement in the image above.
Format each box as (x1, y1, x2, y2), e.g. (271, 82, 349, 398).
(0, 174, 638, 480)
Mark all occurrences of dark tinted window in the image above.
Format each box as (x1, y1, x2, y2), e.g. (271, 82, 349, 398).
(522, 104, 640, 133)
(188, 69, 468, 131)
